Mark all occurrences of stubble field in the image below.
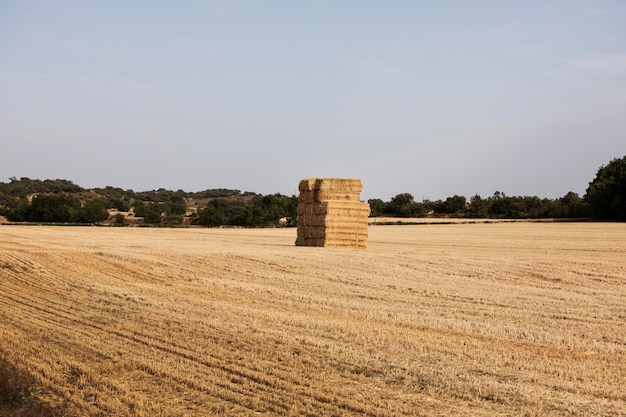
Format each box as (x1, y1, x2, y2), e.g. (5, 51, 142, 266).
(1, 223, 625, 416)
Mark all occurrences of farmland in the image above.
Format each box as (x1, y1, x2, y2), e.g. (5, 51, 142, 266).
(1, 223, 625, 416)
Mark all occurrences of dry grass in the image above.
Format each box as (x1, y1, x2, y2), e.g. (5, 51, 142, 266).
(0, 223, 625, 416)
(0, 351, 66, 416)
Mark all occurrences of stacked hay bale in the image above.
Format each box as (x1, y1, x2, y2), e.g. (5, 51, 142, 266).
(295, 178, 370, 249)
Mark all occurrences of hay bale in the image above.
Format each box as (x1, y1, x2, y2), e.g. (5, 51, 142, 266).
(295, 178, 370, 249)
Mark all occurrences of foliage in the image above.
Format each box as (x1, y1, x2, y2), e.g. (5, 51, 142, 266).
(367, 199, 386, 217)
(585, 155, 626, 220)
(79, 200, 109, 223)
(132, 201, 162, 224)
(29, 195, 81, 223)
(0, 177, 82, 199)
(92, 186, 133, 211)
(369, 191, 590, 220)
(5, 194, 109, 223)
(187, 189, 248, 199)
(198, 199, 229, 227)
(385, 193, 425, 217)
(434, 195, 466, 215)
(468, 194, 488, 217)
(165, 193, 187, 216)
(197, 194, 297, 227)
(0, 178, 296, 227)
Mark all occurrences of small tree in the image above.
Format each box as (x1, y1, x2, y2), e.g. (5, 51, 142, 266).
(468, 194, 488, 217)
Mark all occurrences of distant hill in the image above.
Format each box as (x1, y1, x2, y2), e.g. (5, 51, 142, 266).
(0, 177, 248, 201)
(0, 177, 296, 227)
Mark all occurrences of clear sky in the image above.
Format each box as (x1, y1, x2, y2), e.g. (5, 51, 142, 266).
(1, 1, 625, 201)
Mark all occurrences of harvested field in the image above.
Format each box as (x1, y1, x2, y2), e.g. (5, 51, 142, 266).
(1, 223, 625, 416)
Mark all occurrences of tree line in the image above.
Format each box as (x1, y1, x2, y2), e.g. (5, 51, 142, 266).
(0, 178, 297, 227)
(4, 194, 110, 224)
(0, 155, 624, 225)
(368, 191, 591, 219)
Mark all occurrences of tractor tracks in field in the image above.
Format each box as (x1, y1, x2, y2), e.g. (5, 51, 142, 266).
(1, 248, 391, 415)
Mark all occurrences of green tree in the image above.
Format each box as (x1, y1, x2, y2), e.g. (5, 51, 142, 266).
(387, 193, 415, 217)
(468, 194, 488, 217)
(198, 199, 229, 227)
(29, 195, 81, 222)
(142, 205, 162, 224)
(243, 194, 291, 227)
(79, 200, 109, 223)
(381, 194, 424, 217)
(435, 195, 466, 215)
(585, 156, 626, 220)
(164, 192, 187, 216)
(283, 195, 298, 226)
(4, 197, 30, 222)
(108, 198, 131, 212)
(488, 191, 509, 217)
(368, 199, 386, 217)
(521, 196, 544, 218)
(133, 200, 162, 224)
(559, 192, 590, 218)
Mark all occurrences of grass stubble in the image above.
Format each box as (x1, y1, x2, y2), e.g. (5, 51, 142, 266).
(0, 223, 625, 416)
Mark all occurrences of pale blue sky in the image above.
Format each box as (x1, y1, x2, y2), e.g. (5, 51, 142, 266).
(1, 1, 625, 200)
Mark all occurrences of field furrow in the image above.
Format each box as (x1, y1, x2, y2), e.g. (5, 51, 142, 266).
(1, 224, 625, 416)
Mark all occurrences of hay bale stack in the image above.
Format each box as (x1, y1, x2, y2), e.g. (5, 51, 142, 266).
(295, 178, 370, 248)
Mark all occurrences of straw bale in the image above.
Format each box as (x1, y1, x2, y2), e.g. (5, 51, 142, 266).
(315, 191, 361, 202)
(313, 178, 363, 192)
(298, 178, 317, 192)
(299, 193, 315, 204)
(296, 178, 370, 249)
(299, 178, 362, 192)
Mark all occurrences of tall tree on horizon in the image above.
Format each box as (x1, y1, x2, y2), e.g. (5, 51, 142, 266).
(585, 155, 626, 220)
